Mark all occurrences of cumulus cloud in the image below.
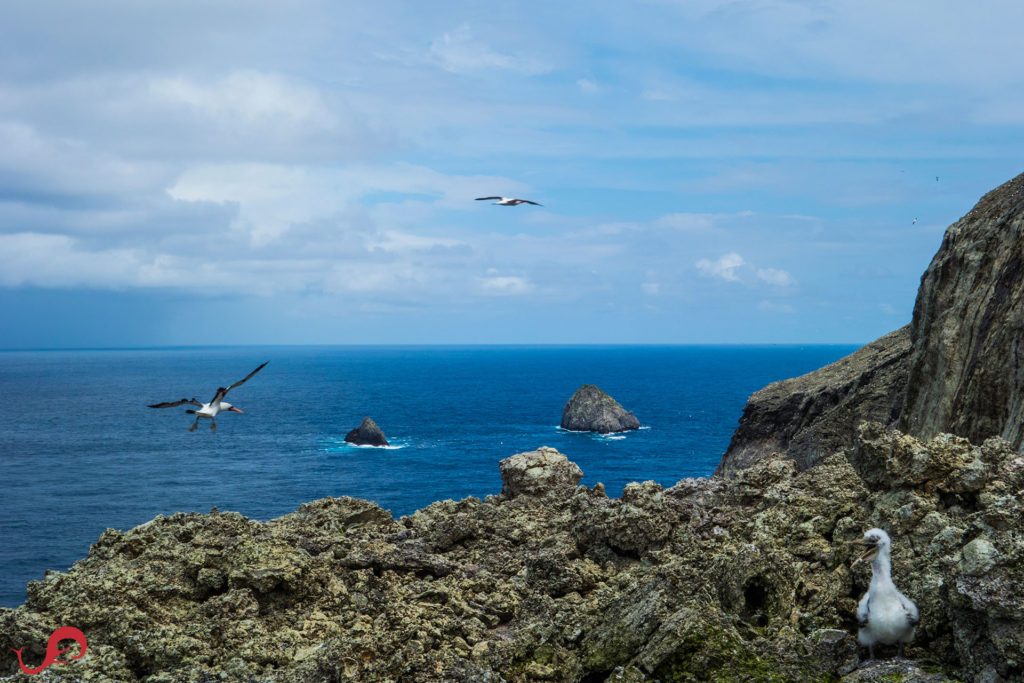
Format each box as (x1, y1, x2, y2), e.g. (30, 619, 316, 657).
(696, 252, 745, 282)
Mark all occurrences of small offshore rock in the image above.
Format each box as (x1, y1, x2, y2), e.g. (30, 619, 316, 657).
(561, 384, 640, 434)
(344, 416, 389, 447)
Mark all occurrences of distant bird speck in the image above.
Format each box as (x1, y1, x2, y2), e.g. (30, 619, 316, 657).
(475, 196, 542, 206)
(912, 218, 918, 224)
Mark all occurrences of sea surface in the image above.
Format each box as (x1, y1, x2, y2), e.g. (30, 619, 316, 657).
(0, 344, 857, 607)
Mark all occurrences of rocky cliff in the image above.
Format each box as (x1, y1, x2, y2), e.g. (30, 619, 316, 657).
(2, 439, 1022, 681)
(719, 171, 1024, 476)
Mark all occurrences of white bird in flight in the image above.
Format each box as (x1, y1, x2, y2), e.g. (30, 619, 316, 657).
(851, 528, 919, 661)
(148, 362, 268, 433)
(475, 196, 542, 206)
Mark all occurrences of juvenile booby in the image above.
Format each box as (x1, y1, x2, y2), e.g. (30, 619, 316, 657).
(851, 528, 919, 661)
(148, 361, 268, 433)
(475, 196, 542, 206)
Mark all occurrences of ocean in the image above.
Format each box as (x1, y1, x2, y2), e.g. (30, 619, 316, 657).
(0, 344, 856, 608)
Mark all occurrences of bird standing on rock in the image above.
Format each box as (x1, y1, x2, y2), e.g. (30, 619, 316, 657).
(851, 528, 919, 662)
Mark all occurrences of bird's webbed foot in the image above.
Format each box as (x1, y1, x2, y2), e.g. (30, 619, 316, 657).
(210, 420, 217, 433)
(189, 421, 198, 432)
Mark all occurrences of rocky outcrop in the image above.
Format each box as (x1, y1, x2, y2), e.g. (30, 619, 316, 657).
(901, 172, 1024, 448)
(716, 326, 911, 476)
(344, 416, 389, 447)
(561, 384, 640, 434)
(3, 437, 1021, 681)
(722, 171, 1024, 474)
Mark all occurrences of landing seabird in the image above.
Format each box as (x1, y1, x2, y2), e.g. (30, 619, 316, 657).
(148, 362, 268, 433)
(475, 196, 542, 206)
(852, 528, 919, 661)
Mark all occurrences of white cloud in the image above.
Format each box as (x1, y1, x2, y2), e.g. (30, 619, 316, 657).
(428, 25, 550, 75)
(479, 275, 533, 295)
(577, 78, 599, 94)
(756, 267, 796, 287)
(696, 252, 745, 282)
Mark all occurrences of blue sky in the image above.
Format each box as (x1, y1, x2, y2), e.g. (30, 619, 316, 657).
(2, 1, 1023, 347)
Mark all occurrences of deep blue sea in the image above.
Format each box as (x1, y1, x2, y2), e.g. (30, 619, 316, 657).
(0, 345, 856, 607)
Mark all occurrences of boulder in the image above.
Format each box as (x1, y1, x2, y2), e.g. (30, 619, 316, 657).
(344, 417, 389, 447)
(561, 384, 640, 434)
(499, 446, 583, 498)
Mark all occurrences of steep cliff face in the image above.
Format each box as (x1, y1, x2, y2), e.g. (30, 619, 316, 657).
(716, 326, 911, 476)
(901, 172, 1024, 447)
(721, 171, 1024, 475)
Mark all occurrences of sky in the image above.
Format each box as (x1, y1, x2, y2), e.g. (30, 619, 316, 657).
(2, 1, 1024, 347)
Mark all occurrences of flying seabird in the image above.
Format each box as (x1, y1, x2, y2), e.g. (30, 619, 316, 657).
(912, 217, 918, 224)
(475, 196, 542, 206)
(148, 362, 268, 433)
(851, 528, 919, 661)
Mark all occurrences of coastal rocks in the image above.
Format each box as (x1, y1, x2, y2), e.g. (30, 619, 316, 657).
(344, 416, 389, 447)
(561, 384, 640, 434)
(721, 171, 1024, 474)
(3, 433, 1022, 681)
(901, 171, 1024, 449)
(716, 326, 911, 476)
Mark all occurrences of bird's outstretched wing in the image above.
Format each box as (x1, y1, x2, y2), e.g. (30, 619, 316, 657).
(210, 361, 269, 403)
(475, 196, 501, 201)
(519, 199, 542, 206)
(148, 398, 202, 409)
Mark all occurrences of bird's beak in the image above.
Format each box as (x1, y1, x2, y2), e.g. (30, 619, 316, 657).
(229, 407, 243, 413)
(849, 539, 878, 567)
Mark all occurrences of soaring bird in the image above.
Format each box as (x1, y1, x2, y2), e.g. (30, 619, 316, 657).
(852, 528, 919, 661)
(475, 196, 542, 206)
(148, 362, 268, 433)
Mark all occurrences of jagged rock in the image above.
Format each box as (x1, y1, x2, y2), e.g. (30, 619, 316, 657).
(717, 326, 911, 476)
(2, 435, 1020, 681)
(344, 416, 389, 447)
(561, 384, 640, 434)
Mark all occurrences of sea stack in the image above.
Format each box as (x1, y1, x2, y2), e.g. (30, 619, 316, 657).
(344, 417, 389, 447)
(560, 384, 640, 434)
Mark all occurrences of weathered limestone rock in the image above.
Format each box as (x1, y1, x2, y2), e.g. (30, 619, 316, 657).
(2, 436, 1020, 681)
(499, 446, 583, 498)
(344, 416, 389, 447)
(561, 384, 640, 434)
